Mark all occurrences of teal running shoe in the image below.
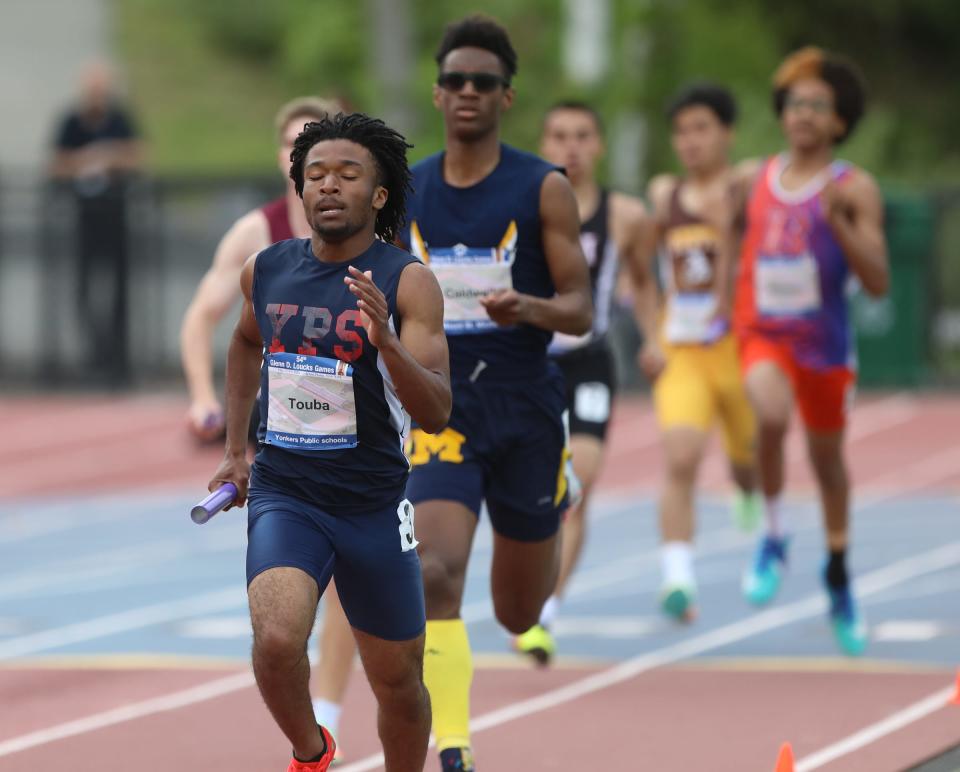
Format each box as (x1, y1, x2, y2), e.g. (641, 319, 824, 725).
(659, 583, 697, 622)
(742, 535, 787, 606)
(731, 489, 763, 532)
(824, 578, 868, 656)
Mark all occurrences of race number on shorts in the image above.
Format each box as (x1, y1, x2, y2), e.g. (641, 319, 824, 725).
(574, 382, 611, 424)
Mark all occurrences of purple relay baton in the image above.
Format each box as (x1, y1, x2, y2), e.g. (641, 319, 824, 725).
(191, 483, 238, 524)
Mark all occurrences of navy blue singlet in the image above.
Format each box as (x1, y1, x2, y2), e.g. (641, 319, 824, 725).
(403, 144, 558, 380)
(249, 238, 417, 514)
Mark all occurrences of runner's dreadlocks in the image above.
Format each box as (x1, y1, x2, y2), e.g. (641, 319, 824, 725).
(290, 112, 413, 243)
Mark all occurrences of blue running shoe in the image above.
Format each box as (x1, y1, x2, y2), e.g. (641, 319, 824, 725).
(742, 535, 788, 606)
(824, 578, 868, 657)
(440, 747, 475, 771)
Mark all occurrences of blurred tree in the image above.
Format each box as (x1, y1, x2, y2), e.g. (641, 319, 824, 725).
(119, 0, 960, 184)
(748, 0, 960, 180)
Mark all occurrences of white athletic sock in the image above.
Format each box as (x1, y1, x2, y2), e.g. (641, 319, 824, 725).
(765, 495, 786, 538)
(661, 541, 695, 588)
(538, 595, 560, 628)
(312, 698, 342, 738)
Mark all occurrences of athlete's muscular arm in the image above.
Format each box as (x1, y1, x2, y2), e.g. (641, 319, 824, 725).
(179, 210, 269, 438)
(821, 170, 889, 297)
(207, 255, 263, 507)
(630, 176, 671, 381)
(345, 263, 451, 434)
(718, 159, 764, 317)
(479, 171, 592, 334)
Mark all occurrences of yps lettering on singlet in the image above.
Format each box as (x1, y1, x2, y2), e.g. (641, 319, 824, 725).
(249, 238, 418, 512)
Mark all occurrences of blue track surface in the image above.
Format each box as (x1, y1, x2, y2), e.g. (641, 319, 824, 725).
(2, 486, 958, 669)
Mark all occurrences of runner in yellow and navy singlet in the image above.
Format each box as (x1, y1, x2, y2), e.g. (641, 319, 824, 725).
(399, 16, 592, 772)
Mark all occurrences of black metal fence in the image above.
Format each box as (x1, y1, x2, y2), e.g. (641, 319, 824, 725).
(0, 173, 957, 391)
(0, 173, 282, 389)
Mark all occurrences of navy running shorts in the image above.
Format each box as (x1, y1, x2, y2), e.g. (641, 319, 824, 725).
(404, 363, 569, 542)
(246, 488, 425, 641)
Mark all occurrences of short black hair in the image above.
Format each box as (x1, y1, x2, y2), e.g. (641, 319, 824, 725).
(289, 112, 413, 243)
(666, 82, 738, 127)
(544, 100, 604, 135)
(772, 47, 866, 144)
(435, 15, 518, 80)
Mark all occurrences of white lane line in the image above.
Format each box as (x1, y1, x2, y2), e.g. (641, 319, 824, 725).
(0, 442, 949, 759)
(871, 620, 945, 643)
(0, 528, 245, 601)
(0, 671, 255, 758)
(795, 685, 955, 771)
(2, 537, 957, 761)
(332, 540, 960, 772)
(0, 490, 213, 544)
(0, 588, 246, 662)
(859, 444, 960, 495)
(0, 523, 757, 757)
(460, 525, 752, 623)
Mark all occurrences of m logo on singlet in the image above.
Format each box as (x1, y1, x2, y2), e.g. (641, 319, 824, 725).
(405, 427, 466, 465)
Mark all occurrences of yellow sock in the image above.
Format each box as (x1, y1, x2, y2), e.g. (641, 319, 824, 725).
(423, 618, 473, 752)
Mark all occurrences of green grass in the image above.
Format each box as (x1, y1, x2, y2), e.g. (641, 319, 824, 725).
(114, 0, 299, 174)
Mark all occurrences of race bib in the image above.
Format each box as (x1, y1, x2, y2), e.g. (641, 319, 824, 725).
(429, 253, 514, 334)
(265, 353, 357, 450)
(664, 292, 717, 344)
(755, 253, 822, 317)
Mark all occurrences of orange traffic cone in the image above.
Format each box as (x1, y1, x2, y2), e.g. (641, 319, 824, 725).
(774, 742, 795, 772)
(950, 669, 960, 706)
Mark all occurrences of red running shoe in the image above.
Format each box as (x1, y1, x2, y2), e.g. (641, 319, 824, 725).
(287, 726, 337, 772)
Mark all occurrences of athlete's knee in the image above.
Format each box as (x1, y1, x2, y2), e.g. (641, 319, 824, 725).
(493, 593, 542, 634)
(757, 417, 788, 445)
(367, 659, 429, 715)
(252, 620, 309, 666)
(747, 377, 791, 428)
(666, 449, 700, 485)
(663, 433, 704, 484)
(419, 549, 465, 618)
(807, 440, 847, 489)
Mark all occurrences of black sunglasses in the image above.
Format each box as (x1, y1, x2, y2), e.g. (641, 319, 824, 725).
(437, 71, 510, 93)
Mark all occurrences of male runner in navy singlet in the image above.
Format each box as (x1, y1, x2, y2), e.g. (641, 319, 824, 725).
(208, 113, 450, 772)
(180, 100, 359, 754)
(400, 16, 592, 771)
